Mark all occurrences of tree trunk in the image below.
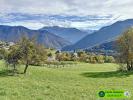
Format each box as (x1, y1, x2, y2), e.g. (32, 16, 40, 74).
(127, 61, 130, 71)
(13, 63, 16, 74)
(131, 61, 133, 70)
(13, 63, 16, 71)
(24, 60, 29, 74)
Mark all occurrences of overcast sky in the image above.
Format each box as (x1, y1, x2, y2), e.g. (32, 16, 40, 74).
(0, 0, 133, 30)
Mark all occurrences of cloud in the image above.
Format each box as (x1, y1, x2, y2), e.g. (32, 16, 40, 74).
(0, 21, 44, 30)
(0, 13, 117, 30)
(0, 0, 133, 17)
(0, 0, 132, 30)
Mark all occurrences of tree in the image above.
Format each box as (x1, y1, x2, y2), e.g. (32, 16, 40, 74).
(55, 52, 62, 61)
(47, 53, 53, 57)
(77, 51, 88, 62)
(19, 36, 48, 73)
(65, 52, 71, 61)
(61, 53, 71, 61)
(116, 28, 133, 71)
(89, 55, 97, 63)
(96, 55, 104, 63)
(31, 44, 47, 66)
(104, 56, 115, 63)
(0, 48, 8, 59)
(6, 45, 22, 73)
(18, 36, 36, 74)
(71, 53, 78, 61)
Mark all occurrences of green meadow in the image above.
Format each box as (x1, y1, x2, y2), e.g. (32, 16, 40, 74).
(0, 60, 133, 100)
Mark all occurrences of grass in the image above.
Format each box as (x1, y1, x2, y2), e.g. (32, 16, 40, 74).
(0, 60, 133, 100)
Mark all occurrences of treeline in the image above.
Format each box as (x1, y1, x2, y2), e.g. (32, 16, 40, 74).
(54, 51, 115, 63)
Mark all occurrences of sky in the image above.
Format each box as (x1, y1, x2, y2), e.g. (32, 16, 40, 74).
(0, 0, 133, 30)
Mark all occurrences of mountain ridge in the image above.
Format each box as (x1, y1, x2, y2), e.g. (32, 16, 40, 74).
(62, 19, 133, 51)
(40, 26, 89, 43)
(0, 25, 71, 49)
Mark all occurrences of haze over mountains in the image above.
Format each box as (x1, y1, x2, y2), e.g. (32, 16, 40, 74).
(62, 19, 133, 51)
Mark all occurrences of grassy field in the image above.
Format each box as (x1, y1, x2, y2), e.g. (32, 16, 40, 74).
(0, 60, 133, 100)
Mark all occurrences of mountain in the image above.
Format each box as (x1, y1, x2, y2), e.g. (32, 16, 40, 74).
(40, 26, 88, 43)
(36, 30, 71, 49)
(91, 41, 115, 51)
(85, 41, 117, 56)
(62, 19, 133, 51)
(0, 25, 71, 49)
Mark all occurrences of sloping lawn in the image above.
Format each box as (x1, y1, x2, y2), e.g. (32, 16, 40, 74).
(0, 61, 133, 100)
